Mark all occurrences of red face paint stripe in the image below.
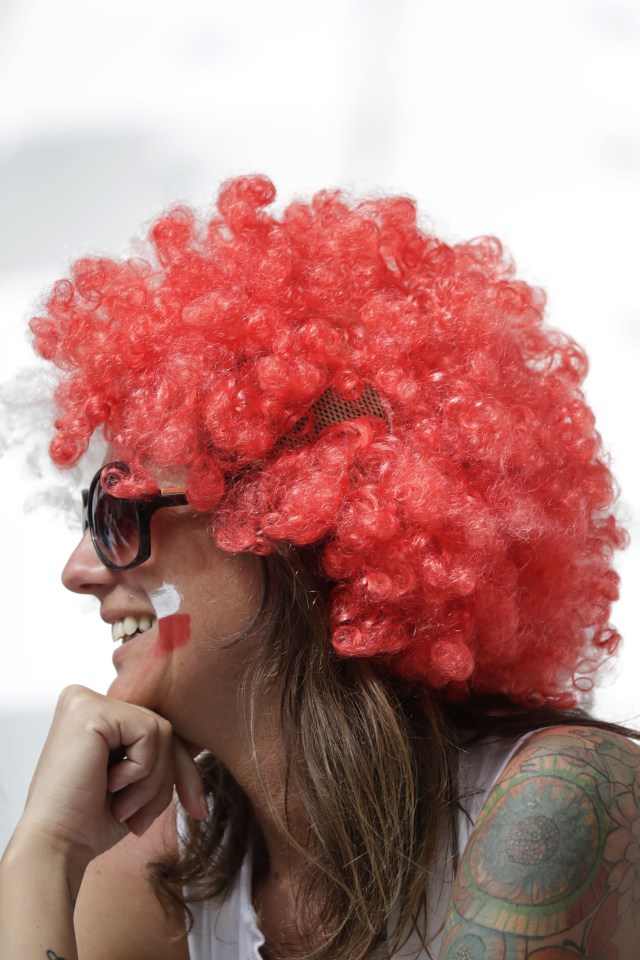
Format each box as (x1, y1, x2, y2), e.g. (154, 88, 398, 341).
(156, 613, 191, 656)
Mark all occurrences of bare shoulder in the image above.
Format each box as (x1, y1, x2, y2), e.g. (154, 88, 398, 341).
(75, 801, 188, 960)
(439, 725, 640, 959)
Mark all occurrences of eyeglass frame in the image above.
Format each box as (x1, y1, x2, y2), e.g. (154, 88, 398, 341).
(81, 461, 189, 571)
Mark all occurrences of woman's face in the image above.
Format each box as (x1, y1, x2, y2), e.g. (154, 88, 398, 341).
(61, 487, 264, 757)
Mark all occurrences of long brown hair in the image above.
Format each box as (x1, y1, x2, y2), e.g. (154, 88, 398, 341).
(148, 549, 637, 960)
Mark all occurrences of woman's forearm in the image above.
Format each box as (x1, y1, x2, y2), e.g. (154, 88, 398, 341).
(0, 824, 87, 960)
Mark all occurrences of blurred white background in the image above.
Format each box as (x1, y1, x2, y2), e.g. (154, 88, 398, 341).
(1, 0, 639, 851)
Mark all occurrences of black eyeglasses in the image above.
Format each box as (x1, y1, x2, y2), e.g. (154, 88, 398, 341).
(81, 461, 188, 571)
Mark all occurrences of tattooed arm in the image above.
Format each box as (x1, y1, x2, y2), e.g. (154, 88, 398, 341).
(438, 727, 640, 960)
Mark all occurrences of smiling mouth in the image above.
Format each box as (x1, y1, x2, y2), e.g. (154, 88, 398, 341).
(111, 615, 156, 644)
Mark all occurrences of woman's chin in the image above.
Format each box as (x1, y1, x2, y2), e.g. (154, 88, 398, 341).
(107, 674, 156, 711)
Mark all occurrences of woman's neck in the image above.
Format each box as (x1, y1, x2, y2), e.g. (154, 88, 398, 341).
(231, 729, 315, 956)
(208, 704, 311, 883)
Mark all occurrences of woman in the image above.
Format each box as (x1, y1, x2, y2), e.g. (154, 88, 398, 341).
(0, 174, 637, 960)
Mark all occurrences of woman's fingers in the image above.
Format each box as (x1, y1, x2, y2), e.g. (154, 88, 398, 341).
(113, 778, 176, 836)
(21, 686, 205, 863)
(100, 700, 207, 830)
(105, 714, 171, 792)
(109, 737, 207, 836)
(107, 720, 174, 825)
(173, 738, 209, 821)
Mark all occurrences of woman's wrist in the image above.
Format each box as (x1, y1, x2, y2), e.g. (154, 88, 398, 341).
(2, 818, 93, 904)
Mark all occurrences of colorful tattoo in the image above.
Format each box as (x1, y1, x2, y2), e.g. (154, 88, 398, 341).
(440, 728, 640, 960)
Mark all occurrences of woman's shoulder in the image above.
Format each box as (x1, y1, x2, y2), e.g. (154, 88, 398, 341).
(503, 721, 639, 761)
(439, 724, 640, 959)
(74, 801, 188, 960)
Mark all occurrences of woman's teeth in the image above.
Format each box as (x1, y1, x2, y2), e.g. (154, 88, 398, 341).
(111, 614, 154, 643)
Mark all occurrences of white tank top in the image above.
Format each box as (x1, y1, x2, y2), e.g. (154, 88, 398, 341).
(180, 732, 536, 960)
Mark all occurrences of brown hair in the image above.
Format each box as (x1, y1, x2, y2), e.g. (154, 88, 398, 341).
(148, 548, 637, 959)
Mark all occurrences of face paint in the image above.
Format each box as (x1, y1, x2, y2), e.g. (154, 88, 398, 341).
(149, 582, 191, 656)
(156, 613, 192, 655)
(149, 582, 182, 618)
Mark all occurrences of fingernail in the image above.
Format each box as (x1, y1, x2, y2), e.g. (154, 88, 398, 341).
(132, 812, 154, 837)
(118, 807, 137, 824)
(198, 795, 209, 820)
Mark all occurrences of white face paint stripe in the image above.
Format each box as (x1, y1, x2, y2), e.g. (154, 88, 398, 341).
(149, 582, 182, 619)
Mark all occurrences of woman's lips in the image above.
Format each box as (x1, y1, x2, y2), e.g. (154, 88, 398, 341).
(112, 621, 157, 669)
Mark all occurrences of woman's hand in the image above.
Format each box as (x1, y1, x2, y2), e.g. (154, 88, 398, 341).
(1, 685, 204, 960)
(18, 684, 207, 872)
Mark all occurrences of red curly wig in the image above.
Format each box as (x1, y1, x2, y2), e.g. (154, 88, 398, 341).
(31, 174, 627, 707)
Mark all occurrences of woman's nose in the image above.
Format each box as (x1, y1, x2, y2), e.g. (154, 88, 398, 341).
(61, 529, 115, 594)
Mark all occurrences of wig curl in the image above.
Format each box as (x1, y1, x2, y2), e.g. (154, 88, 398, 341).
(31, 174, 627, 707)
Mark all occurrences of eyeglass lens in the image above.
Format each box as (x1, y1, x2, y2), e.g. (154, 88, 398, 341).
(91, 479, 141, 568)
